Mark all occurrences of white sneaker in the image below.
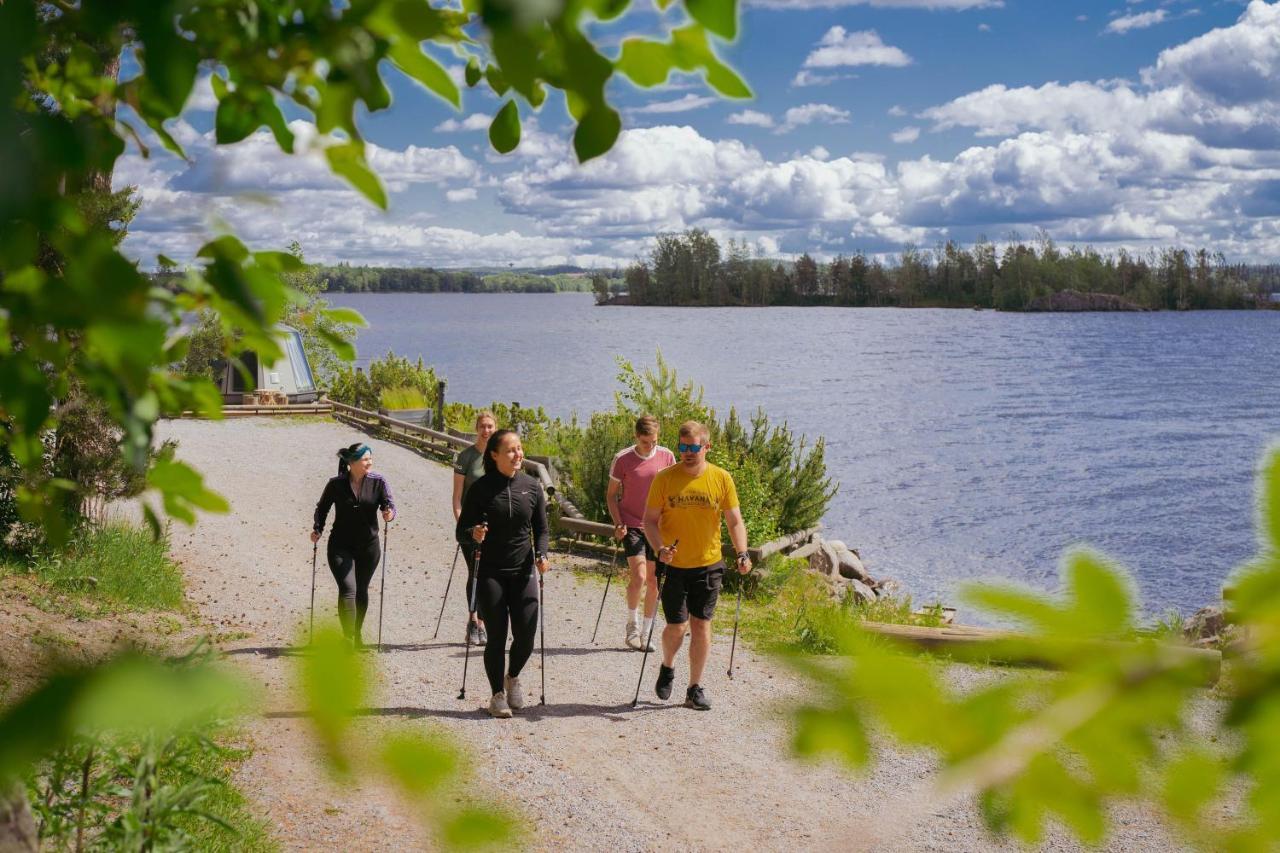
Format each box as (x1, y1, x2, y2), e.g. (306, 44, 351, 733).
(504, 675, 524, 710)
(487, 691, 512, 718)
(625, 620, 643, 650)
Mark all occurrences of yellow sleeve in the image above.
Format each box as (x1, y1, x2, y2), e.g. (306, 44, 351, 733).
(720, 468, 739, 512)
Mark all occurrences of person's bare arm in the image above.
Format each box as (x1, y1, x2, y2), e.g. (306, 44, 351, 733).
(606, 478, 625, 539)
(724, 507, 751, 573)
(452, 472, 465, 521)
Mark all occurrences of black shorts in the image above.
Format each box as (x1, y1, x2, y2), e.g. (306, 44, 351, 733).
(660, 563, 724, 624)
(623, 527, 656, 562)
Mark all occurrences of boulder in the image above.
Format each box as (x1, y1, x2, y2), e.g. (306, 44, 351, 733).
(808, 540, 840, 579)
(826, 540, 848, 552)
(1184, 606, 1226, 642)
(874, 578, 901, 599)
(849, 579, 876, 604)
(836, 549, 872, 583)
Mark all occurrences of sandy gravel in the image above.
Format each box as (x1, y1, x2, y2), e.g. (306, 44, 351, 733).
(156, 417, 1202, 852)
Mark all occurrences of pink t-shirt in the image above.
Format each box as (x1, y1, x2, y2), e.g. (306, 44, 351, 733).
(609, 444, 676, 528)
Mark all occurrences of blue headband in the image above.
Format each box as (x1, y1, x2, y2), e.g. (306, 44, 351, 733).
(341, 445, 371, 462)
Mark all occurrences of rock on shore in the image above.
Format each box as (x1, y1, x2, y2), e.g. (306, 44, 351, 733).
(1024, 290, 1146, 312)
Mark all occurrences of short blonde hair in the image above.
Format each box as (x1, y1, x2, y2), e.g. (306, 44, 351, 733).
(678, 420, 709, 443)
(475, 410, 497, 428)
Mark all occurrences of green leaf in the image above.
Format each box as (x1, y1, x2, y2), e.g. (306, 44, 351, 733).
(1262, 445, 1280, 552)
(325, 141, 388, 209)
(215, 93, 259, 145)
(441, 806, 516, 849)
(465, 56, 482, 87)
(574, 104, 620, 162)
(317, 327, 357, 362)
(483, 64, 510, 96)
(390, 41, 461, 108)
(137, 9, 200, 115)
(686, 0, 737, 40)
(378, 732, 458, 795)
(1161, 748, 1225, 824)
(489, 100, 521, 154)
(617, 39, 674, 87)
(296, 626, 365, 777)
(792, 706, 868, 766)
(1064, 549, 1134, 636)
(321, 306, 368, 327)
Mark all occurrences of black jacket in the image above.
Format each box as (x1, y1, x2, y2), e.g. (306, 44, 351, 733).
(456, 470, 549, 575)
(314, 472, 396, 547)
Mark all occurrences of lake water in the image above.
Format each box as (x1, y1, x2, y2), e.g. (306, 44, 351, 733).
(329, 291, 1280, 620)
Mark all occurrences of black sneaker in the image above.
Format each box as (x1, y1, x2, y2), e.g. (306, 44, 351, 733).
(655, 664, 675, 700)
(685, 684, 711, 711)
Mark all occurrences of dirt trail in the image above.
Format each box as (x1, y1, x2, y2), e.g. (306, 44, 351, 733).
(158, 418, 1186, 852)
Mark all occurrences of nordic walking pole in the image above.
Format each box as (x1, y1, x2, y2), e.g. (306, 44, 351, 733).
(631, 540, 676, 707)
(590, 544, 622, 644)
(458, 523, 485, 701)
(376, 518, 389, 652)
(308, 541, 319, 645)
(537, 555, 548, 705)
(433, 544, 461, 640)
(727, 564, 746, 679)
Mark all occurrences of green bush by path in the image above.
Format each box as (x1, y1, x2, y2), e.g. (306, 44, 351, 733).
(4, 523, 186, 613)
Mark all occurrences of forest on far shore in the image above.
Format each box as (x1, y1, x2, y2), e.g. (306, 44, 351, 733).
(605, 229, 1280, 311)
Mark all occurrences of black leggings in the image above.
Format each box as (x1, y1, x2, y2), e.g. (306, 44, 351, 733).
(477, 570, 539, 695)
(328, 539, 381, 640)
(463, 548, 480, 620)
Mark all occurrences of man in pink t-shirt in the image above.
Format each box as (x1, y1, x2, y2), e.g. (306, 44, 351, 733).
(607, 415, 676, 650)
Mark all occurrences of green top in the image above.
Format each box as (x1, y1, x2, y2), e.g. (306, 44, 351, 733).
(453, 445, 487, 502)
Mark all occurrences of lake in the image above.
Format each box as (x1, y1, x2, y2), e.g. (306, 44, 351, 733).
(329, 291, 1280, 620)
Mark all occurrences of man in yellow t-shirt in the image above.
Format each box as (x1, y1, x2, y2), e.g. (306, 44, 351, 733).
(643, 420, 752, 711)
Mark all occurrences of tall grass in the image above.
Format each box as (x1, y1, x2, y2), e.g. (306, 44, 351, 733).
(13, 523, 185, 612)
(378, 385, 429, 410)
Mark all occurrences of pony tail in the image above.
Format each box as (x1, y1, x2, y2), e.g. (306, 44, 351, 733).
(337, 442, 363, 476)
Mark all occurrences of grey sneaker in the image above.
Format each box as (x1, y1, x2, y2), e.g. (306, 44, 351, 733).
(466, 621, 481, 646)
(685, 684, 711, 711)
(476, 623, 488, 647)
(625, 620, 643, 650)
(487, 691, 512, 718)
(504, 675, 524, 710)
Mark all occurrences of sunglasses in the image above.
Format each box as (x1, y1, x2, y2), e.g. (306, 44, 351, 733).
(677, 442, 704, 454)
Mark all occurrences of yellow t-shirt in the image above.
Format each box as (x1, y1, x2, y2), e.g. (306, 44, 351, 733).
(645, 462, 739, 569)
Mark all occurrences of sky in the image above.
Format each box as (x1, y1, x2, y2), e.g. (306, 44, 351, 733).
(115, 0, 1280, 269)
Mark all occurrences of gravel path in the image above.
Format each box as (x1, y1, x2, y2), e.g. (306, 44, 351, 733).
(158, 418, 1196, 852)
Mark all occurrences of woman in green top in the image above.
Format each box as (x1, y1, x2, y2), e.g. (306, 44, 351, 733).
(452, 410, 497, 645)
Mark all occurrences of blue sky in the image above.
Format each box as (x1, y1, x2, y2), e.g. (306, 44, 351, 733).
(117, 0, 1280, 268)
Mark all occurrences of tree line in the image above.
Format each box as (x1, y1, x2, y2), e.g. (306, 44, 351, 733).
(317, 264, 605, 294)
(609, 229, 1280, 310)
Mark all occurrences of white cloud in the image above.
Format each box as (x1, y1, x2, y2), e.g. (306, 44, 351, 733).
(435, 113, 492, 132)
(978, 23, 991, 32)
(446, 187, 478, 202)
(1145, 0, 1280, 104)
(803, 27, 913, 68)
(727, 109, 776, 128)
(1105, 9, 1168, 34)
(892, 126, 921, 143)
(888, 105, 908, 117)
(751, 0, 1000, 8)
(776, 103, 852, 134)
(629, 94, 719, 114)
(791, 69, 854, 87)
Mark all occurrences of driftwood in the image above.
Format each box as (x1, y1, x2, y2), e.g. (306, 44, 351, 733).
(749, 526, 820, 562)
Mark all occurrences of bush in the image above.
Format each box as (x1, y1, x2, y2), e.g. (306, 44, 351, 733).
(443, 400, 570, 457)
(328, 352, 439, 412)
(379, 386, 428, 410)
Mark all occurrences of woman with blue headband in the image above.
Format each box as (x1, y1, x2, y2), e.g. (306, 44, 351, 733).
(311, 442, 396, 648)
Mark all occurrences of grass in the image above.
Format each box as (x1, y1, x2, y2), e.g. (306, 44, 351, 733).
(379, 385, 429, 410)
(3, 522, 186, 614)
(168, 728, 279, 853)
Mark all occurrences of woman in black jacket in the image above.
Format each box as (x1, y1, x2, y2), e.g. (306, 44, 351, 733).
(312, 443, 396, 648)
(456, 429, 550, 718)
